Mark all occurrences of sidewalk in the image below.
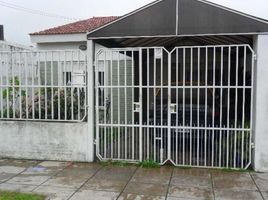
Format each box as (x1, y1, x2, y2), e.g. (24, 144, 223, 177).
(0, 159, 267, 200)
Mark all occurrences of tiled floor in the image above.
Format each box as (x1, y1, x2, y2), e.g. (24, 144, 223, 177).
(0, 159, 267, 200)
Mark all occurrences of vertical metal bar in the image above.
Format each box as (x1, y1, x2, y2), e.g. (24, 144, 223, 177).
(227, 46, 231, 168)
(167, 49, 171, 160)
(147, 48, 150, 159)
(124, 51, 127, 159)
(205, 47, 208, 166)
(117, 51, 120, 159)
(183, 47, 186, 165)
(131, 51, 135, 160)
(51, 51, 54, 119)
(57, 52, 61, 120)
(25, 52, 28, 119)
(103, 51, 107, 158)
(38, 52, 41, 120)
(19, 52, 22, 119)
(249, 47, 255, 167)
(71, 51, 74, 120)
(6, 52, 9, 118)
(110, 51, 114, 159)
(64, 51, 67, 120)
(234, 46, 239, 168)
(77, 51, 81, 121)
(197, 47, 200, 166)
(219, 46, 223, 167)
(11, 52, 15, 119)
(31, 52, 35, 119)
(0, 52, 3, 119)
(95, 51, 100, 157)
(139, 48, 143, 162)
(190, 47, 193, 166)
(212, 47, 216, 167)
(44, 52, 48, 119)
(176, 48, 179, 165)
(154, 49, 157, 161)
(241, 46, 247, 168)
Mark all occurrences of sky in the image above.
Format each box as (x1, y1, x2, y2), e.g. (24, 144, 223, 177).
(1, 0, 268, 46)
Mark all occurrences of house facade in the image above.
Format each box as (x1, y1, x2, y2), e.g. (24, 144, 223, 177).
(0, 0, 268, 172)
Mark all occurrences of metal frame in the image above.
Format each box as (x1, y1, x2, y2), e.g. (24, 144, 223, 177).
(0, 50, 87, 122)
(95, 44, 255, 169)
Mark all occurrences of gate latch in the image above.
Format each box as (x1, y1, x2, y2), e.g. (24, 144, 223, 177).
(170, 104, 177, 114)
(133, 102, 141, 112)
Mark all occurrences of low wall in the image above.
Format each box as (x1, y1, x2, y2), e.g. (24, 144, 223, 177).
(0, 121, 93, 162)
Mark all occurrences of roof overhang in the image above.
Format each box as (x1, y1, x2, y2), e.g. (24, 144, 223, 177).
(87, 0, 268, 40)
(30, 33, 86, 44)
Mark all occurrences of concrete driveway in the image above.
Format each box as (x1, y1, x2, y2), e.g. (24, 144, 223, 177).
(0, 159, 267, 200)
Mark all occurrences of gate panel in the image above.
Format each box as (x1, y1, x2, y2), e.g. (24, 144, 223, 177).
(169, 45, 254, 168)
(95, 45, 254, 169)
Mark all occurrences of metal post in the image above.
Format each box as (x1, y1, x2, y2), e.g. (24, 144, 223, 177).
(87, 40, 95, 162)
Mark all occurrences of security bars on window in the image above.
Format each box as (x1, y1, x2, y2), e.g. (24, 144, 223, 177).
(0, 50, 87, 122)
(95, 45, 255, 169)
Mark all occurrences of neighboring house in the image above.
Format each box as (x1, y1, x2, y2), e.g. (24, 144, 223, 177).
(29, 16, 118, 50)
(30, 16, 131, 121)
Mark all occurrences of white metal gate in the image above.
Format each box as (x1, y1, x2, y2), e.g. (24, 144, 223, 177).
(95, 45, 255, 169)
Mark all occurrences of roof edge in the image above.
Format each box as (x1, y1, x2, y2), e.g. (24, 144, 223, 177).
(87, 0, 163, 38)
(197, 0, 268, 25)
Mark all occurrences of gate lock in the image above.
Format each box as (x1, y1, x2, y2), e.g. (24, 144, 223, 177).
(133, 102, 141, 112)
(170, 104, 177, 114)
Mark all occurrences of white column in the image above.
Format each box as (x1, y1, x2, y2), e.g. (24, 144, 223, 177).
(86, 40, 95, 162)
(253, 34, 268, 172)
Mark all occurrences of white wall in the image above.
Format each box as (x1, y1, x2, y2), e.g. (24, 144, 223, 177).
(253, 34, 268, 172)
(0, 121, 93, 162)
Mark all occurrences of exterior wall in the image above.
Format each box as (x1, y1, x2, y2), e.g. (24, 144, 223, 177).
(0, 121, 93, 162)
(253, 34, 268, 172)
(36, 42, 86, 50)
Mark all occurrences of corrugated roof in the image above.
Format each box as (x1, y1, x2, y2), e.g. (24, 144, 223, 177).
(30, 16, 119, 35)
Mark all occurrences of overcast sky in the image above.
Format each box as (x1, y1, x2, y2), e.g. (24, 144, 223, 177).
(1, 0, 268, 45)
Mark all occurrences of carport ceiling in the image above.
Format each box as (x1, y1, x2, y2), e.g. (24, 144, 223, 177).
(87, 0, 268, 39)
(96, 35, 253, 48)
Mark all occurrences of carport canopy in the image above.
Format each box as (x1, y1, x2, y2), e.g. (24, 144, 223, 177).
(87, 0, 268, 46)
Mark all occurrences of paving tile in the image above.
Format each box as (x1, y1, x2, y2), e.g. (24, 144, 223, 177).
(173, 168, 210, 178)
(171, 175, 212, 189)
(0, 183, 36, 192)
(43, 163, 101, 189)
(23, 161, 70, 176)
(251, 172, 268, 192)
(212, 172, 257, 191)
(93, 165, 136, 181)
(214, 189, 263, 200)
(262, 191, 268, 200)
(168, 185, 214, 200)
(0, 159, 39, 168)
(69, 189, 119, 200)
(0, 173, 15, 183)
(118, 193, 166, 200)
(84, 178, 127, 192)
(33, 185, 75, 200)
(131, 167, 172, 185)
(0, 166, 26, 174)
(7, 174, 51, 185)
(124, 182, 168, 196)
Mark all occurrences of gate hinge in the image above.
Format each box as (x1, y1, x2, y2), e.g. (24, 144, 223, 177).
(251, 142, 255, 149)
(94, 139, 97, 145)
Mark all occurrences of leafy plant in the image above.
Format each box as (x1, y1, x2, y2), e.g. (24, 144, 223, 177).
(1, 76, 26, 118)
(137, 160, 160, 168)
